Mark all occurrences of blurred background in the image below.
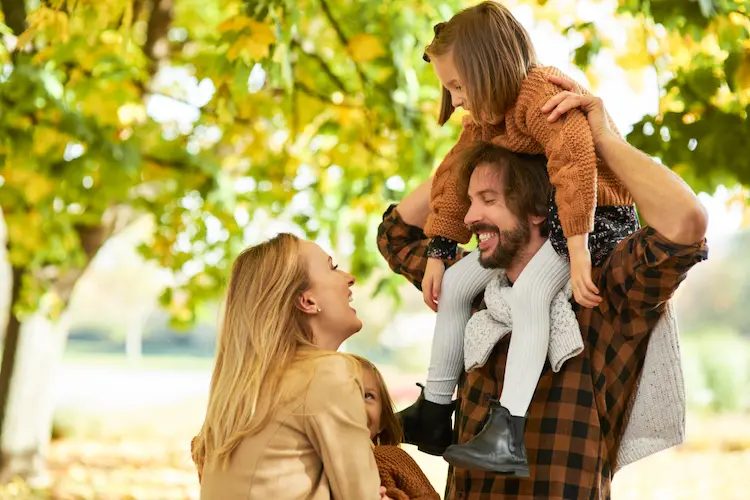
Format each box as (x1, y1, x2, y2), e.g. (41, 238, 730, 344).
(0, 0, 749, 498)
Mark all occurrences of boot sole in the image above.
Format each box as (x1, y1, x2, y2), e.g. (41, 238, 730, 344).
(443, 454, 530, 478)
(417, 444, 449, 456)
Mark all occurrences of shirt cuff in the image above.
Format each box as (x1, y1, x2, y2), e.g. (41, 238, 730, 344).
(427, 236, 458, 260)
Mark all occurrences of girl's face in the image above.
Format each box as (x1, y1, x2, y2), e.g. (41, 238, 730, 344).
(362, 367, 384, 440)
(431, 52, 469, 112)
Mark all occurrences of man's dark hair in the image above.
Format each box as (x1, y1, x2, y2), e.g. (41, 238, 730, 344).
(457, 143, 551, 237)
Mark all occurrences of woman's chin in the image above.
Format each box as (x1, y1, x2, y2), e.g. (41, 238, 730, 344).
(350, 315, 364, 334)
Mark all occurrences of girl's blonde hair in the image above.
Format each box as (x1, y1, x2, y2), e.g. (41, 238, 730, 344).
(351, 355, 403, 446)
(424, 1, 537, 125)
(192, 233, 335, 470)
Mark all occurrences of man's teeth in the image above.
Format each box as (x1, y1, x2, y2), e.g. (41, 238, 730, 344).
(348, 295, 353, 303)
(478, 232, 497, 242)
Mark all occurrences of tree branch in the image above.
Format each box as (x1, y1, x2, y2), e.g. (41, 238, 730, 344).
(291, 40, 348, 93)
(144, 0, 174, 76)
(133, 0, 147, 21)
(295, 82, 360, 108)
(317, 0, 369, 89)
(0, 0, 27, 36)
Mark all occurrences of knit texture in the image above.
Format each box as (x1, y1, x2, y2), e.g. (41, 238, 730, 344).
(502, 239, 571, 416)
(426, 65, 634, 243)
(464, 273, 582, 375)
(373, 445, 440, 500)
(464, 273, 687, 472)
(425, 249, 498, 405)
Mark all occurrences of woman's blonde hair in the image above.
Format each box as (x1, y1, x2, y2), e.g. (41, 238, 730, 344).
(192, 233, 335, 470)
(351, 355, 403, 446)
(424, 1, 537, 125)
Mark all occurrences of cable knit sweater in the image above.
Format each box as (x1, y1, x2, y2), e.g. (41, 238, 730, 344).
(426, 65, 634, 244)
(373, 445, 440, 500)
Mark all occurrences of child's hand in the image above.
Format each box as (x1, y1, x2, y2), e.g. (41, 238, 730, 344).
(567, 234, 601, 308)
(422, 258, 445, 312)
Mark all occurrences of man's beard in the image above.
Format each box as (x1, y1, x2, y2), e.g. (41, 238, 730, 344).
(471, 221, 531, 270)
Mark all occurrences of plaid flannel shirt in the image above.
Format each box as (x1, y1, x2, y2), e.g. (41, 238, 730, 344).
(377, 204, 708, 500)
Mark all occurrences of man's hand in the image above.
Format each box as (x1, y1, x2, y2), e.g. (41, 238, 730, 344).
(422, 257, 445, 312)
(541, 74, 614, 152)
(567, 234, 601, 308)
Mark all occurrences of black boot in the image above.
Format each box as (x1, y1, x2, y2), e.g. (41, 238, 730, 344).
(397, 383, 455, 456)
(442, 400, 529, 477)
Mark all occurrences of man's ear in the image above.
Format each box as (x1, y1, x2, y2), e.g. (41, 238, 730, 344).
(295, 290, 319, 315)
(530, 214, 546, 228)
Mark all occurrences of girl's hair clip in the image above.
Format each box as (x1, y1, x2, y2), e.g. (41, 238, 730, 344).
(423, 22, 446, 63)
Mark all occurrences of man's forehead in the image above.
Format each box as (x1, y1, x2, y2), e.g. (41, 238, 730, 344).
(469, 163, 504, 192)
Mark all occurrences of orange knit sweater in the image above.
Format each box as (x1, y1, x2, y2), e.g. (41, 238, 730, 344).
(373, 445, 440, 500)
(426, 65, 634, 244)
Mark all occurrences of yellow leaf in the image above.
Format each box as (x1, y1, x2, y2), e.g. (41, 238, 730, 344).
(1, 166, 56, 204)
(32, 126, 68, 157)
(226, 41, 242, 61)
(218, 16, 247, 33)
(55, 10, 69, 43)
(248, 20, 275, 46)
(24, 174, 55, 204)
(15, 26, 37, 49)
(6, 212, 43, 253)
(32, 45, 57, 65)
(225, 20, 275, 62)
(348, 34, 385, 63)
(662, 86, 685, 113)
(615, 50, 652, 71)
(242, 37, 272, 60)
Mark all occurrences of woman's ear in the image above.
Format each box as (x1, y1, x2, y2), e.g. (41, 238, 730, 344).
(295, 290, 320, 315)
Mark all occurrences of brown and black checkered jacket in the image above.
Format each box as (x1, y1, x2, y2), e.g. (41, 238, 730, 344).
(377, 204, 708, 500)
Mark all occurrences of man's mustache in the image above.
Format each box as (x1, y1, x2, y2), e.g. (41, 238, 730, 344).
(470, 223, 499, 234)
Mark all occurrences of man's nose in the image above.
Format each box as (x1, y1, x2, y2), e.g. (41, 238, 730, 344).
(464, 202, 479, 227)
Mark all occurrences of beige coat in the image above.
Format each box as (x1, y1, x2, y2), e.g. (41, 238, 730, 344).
(198, 354, 381, 500)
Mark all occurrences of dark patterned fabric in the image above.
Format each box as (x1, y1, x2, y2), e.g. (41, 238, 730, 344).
(427, 236, 460, 260)
(377, 206, 708, 500)
(547, 189, 641, 268)
(377, 205, 467, 291)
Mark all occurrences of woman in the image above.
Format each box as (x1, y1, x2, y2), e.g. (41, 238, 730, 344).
(191, 233, 386, 499)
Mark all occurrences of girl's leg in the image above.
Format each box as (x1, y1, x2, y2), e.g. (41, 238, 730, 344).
(424, 249, 497, 404)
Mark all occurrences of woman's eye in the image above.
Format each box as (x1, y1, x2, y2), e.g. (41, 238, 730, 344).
(332, 264, 339, 270)
(364, 392, 375, 400)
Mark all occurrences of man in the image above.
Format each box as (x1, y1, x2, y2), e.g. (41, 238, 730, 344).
(377, 78, 708, 499)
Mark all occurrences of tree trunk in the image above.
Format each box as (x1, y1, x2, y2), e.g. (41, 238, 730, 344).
(0, 313, 70, 486)
(0, 224, 109, 485)
(0, 265, 23, 473)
